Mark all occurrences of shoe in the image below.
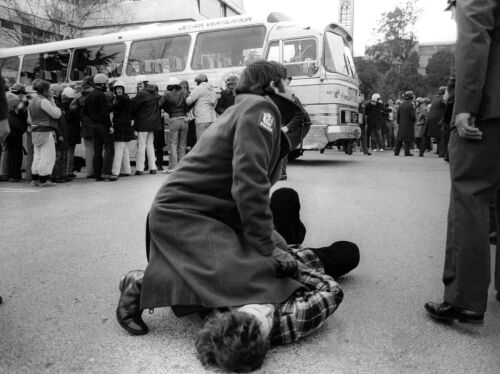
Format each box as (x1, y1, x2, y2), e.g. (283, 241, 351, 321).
(134, 171, 144, 176)
(68, 173, 77, 179)
(394, 153, 400, 156)
(419, 154, 424, 157)
(158, 167, 164, 171)
(86, 175, 95, 179)
(39, 181, 56, 187)
(497, 292, 500, 302)
(106, 175, 118, 181)
(9, 178, 22, 183)
(119, 173, 131, 177)
(424, 301, 484, 325)
(116, 270, 148, 335)
(162, 169, 174, 174)
(0, 175, 9, 182)
(280, 174, 287, 181)
(149, 170, 157, 175)
(489, 232, 496, 245)
(379, 148, 385, 152)
(31, 180, 40, 187)
(65, 177, 73, 182)
(405, 153, 414, 157)
(372, 149, 378, 152)
(95, 177, 105, 182)
(55, 179, 67, 183)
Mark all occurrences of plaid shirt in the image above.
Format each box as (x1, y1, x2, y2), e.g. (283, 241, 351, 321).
(270, 245, 343, 346)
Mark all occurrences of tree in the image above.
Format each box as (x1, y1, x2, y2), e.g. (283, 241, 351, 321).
(1, 0, 125, 45)
(425, 49, 455, 90)
(353, 56, 381, 99)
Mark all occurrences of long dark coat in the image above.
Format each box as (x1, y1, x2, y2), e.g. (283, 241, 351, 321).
(397, 100, 416, 141)
(425, 94, 446, 138)
(140, 94, 303, 310)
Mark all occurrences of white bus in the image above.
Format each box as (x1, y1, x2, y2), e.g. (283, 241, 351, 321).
(0, 12, 361, 156)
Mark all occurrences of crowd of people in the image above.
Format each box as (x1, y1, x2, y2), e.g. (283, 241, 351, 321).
(359, 85, 453, 160)
(0, 72, 241, 185)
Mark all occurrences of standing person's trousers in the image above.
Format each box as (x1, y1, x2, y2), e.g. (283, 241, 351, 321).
(6, 131, 24, 180)
(195, 122, 212, 140)
(25, 132, 33, 180)
(32, 131, 56, 179)
(136, 131, 156, 172)
(112, 141, 131, 176)
(443, 121, 500, 313)
(168, 117, 188, 170)
(83, 138, 94, 177)
(92, 125, 114, 179)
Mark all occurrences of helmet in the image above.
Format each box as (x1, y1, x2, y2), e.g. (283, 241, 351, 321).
(62, 86, 75, 99)
(93, 73, 108, 85)
(135, 75, 148, 84)
(371, 93, 381, 102)
(194, 73, 208, 84)
(113, 80, 126, 90)
(404, 91, 414, 100)
(166, 77, 181, 90)
(10, 83, 26, 94)
(416, 97, 425, 104)
(438, 86, 447, 95)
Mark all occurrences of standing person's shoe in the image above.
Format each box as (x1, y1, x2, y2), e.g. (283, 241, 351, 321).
(31, 180, 40, 187)
(280, 174, 287, 181)
(162, 169, 174, 174)
(119, 173, 131, 177)
(134, 171, 144, 176)
(496, 292, 500, 302)
(9, 178, 22, 183)
(106, 175, 118, 181)
(39, 181, 56, 187)
(95, 177, 105, 182)
(379, 148, 385, 152)
(149, 170, 157, 175)
(424, 301, 484, 325)
(405, 153, 414, 157)
(116, 270, 148, 335)
(0, 176, 9, 182)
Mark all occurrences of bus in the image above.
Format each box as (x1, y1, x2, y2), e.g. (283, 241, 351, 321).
(0, 12, 361, 157)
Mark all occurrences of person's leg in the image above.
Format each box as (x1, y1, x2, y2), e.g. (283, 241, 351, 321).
(404, 141, 412, 156)
(38, 133, 56, 185)
(83, 138, 94, 177)
(377, 129, 383, 150)
(311, 241, 360, 279)
(419, 135, 427, 156)
(196, 122, 211, 140)
(25, 132, 33, 181)
(146, 131, 157, 172)
(136, 131, 147, 173)
(92, 127, 104, 180)
(6, 133, 23, 180)
(66, 144, 75, 177)
(112, 141, 124, 177)
(102, 131, 115, 177)
(116, 270, 149, 335)
(59, 145, 68, 180)
(394, 139, 402, 155)
(0, 142, 9, 180)
(442, 123, 500, 313)
(177, 119, 189, 162)
(122, 142, 131, 175)
(494, 187, 500, 300)
(168, 119, 180, 170)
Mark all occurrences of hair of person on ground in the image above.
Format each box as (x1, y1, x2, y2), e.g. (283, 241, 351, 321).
(195, 310, 270, 373)
(235, 60, 287, 96)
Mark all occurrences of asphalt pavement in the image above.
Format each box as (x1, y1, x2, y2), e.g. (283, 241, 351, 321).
(0, 148, 499, 374)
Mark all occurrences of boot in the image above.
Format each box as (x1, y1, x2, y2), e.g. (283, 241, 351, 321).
(116, 270, 149, 335)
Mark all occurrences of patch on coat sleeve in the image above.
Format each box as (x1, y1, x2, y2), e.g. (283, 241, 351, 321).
(258, 111, 274, 134)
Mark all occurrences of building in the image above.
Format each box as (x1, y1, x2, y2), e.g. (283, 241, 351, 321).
(0, 0, 244, 48)
(416, 41, 455, 75)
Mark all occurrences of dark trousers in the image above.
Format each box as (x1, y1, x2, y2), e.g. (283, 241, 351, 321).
(394, 140, 411, 155)
(92, 125, 114, 179)
(52, 143, 68, 180)
(370, 129, 383, 150)
(5, 131, 23, 180)
(441, 124, 451, 158)
(443, 122, 500, 312)
(359, 124, 370, 154)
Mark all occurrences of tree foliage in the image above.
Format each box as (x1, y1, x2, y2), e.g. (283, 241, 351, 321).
(425, 49, 455, 90)
(354, 57, 381, 99)
(2, 0, 124, 45)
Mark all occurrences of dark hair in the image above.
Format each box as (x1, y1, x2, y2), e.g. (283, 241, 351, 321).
(235, 60, 287, 96)
(82, 76, 94, 88)
(32, 79, 50, 95)
(195, 311, 269, 373)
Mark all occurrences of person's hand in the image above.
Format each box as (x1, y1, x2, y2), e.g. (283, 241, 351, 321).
(455, 113, 482, 140)
(272, 247, 299, 278)
(109, 127, 114, 135)
(58, 136, 64, 142)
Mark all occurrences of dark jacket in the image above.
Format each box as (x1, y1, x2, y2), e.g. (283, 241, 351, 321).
(83, 87, 112, 128)
(397, 100, 416, 141)
(454, 0, 500, 121)
(112, 94, 134, 142)
(140, 94, 302, 310)
(365, 101, 386, 132)
(7, 105, 28, 136)
(78, 87, 94, 139)
(64, 99, 81, 146)
(215, 89, 236, 115)
(131, 84, 161, 132)
(426, 94, 446, 138)
(159, 89, 187, 118)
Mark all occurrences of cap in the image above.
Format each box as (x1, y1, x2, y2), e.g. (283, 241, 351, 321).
(438, 86, 447, 94)
(10, 83, 26, 94)
(93, 73, 108, 85)
(194, 73, 208, 84)
(371, 93, 381, 102)
(62, 86, 75, 99)
(404, 91, 414, 99)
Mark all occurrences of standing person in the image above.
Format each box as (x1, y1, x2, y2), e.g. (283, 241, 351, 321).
(364, 93, 385, 152)
(51, 85, 69, 183)
(160, 77, 188, 174)
(442, 75, 455, 162)
(115, 61, 306, 336)
(186, 73, 216, 140)
(423, 86, 447, 157)
(110, 80, 134, 180)
(424, 0, 500, 325)
(181, 80, 197, 150)
(358, 99, 371, 155)
(394, 91, 416, 156)
(0, 74, 9, 304)
(386, 99, 397, 150)
(215, 74, 238, 115)
(414, 97, 428, 151)
(131, 75, 161, 175)
(5, 84, 28, 182)
(64, 86, 81, 179)
(79, 77, 95, 178)
(84, 73, 114, 181)
(28, 79, 62, 187)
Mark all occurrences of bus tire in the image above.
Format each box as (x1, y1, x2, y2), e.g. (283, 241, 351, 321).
(344, 141, 353, 155)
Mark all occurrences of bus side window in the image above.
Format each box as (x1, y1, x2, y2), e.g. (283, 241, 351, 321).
(0, 56, 20, 87)
(127, 35, 190, 75)
(71, 44, 125, 81)
(283, 38, 317, 77)
(21, 50, 70, 85)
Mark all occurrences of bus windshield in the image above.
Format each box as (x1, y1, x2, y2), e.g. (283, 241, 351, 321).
(191, 25, 266, 70)
(324, 31, 356, 78)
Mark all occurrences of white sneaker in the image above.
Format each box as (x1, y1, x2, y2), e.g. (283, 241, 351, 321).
(39, 181, 56, 187)
(379, 148, 385, 152)
(372, 149, 378, 152)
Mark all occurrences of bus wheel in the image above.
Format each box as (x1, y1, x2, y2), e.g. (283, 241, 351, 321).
(344, 141, 353, 155)
(320, 148, 325, 154)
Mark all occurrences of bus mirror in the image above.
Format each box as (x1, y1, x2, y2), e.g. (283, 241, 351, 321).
(307, 62, 319, 77)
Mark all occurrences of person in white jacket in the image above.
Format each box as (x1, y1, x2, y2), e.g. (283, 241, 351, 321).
(186, 74, 216, 140)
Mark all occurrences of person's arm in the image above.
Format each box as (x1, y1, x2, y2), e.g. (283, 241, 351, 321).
(98, 92, 112, 129)
(40, 98, 62, 119)
(231, 101, 281, 257)
(0, 76, 10, 142)
(271, 265, 343, 345)
(185, 86, 201, 106)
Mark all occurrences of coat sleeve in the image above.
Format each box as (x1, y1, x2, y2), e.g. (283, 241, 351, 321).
(454, 0, 497, 115)
(231, 101, 280, 257)
(186, 86, 201, 106)
(0, 75, 10, 143)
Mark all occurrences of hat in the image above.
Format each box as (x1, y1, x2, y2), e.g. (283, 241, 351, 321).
(416, 97, 425, 104)
(194, 73, 208, 84)
(371, 93, 381, 102)
(444, 0, 456, 11)
(93, 73, 108, 85)
(62, 86, 75, 99)
(438, 86, 447, 95)
(166, 77, 181, 90)
(404, 91, 414, 100)
(10, 83, 26, 94)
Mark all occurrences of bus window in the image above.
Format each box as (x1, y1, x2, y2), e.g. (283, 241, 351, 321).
(266, 41, 280, 62)
(0, 56, 20, 87)
(191, 26, 266, 70)
(324, 32, 353, 78)
(20, 50, 70, 85)
(71, 43, 125, 81)
(127, 35, 190, 75)
(283, 38, 317, 77)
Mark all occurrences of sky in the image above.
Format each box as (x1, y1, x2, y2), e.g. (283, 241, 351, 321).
(243, 0, 457, 56)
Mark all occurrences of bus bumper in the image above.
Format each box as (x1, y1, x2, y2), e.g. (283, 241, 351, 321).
(302, 124, 361, 150)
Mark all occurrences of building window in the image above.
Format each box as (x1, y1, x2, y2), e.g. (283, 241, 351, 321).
(0, 19, 15, 30)
(0, 56, 20, 85)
